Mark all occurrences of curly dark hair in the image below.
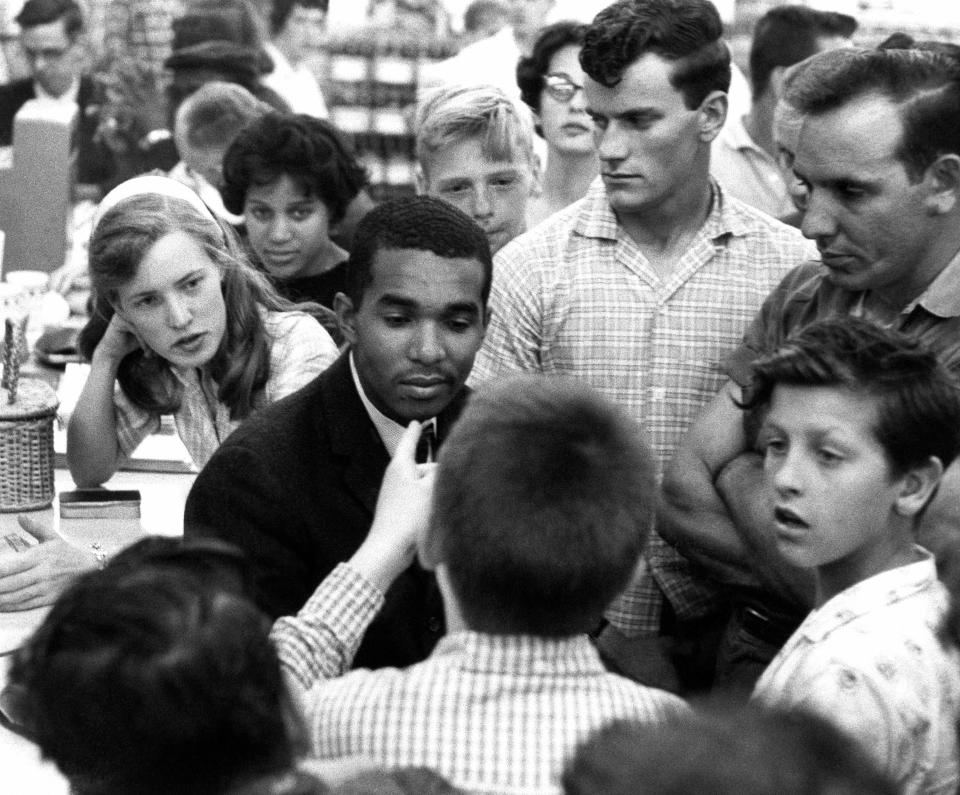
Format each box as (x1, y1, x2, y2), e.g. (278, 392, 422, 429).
(221, 112, 368, 222)
(345, 196, 492, 307)
(516, 21, 587, 116)
(579, 0, 730, 109)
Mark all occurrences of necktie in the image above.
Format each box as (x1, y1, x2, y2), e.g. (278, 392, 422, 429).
(415, 423, 437, 464)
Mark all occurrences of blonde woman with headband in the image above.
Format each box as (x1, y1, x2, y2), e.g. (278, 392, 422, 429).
(67, 175, 339, 487)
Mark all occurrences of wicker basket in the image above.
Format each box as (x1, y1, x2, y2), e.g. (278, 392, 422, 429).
(0, 378, 58, 512)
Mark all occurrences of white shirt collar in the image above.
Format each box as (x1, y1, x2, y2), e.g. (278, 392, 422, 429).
(349, 351, 436, 458)
(34, 76, 79, 105)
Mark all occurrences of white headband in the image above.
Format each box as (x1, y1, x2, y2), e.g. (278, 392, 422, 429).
(92, 175, 222, 235)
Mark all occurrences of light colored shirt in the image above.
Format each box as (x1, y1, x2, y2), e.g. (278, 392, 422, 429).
(711, 113, 793, 220)
(262, 42, 328, 119)
(419, 25, 521, 101)
(753, 551, 960, 795)
(470, 177, 815, 634)
(33, 76, 79, 106)
(348, 351, 435, 458)
(115, 310, 337, 469)
(272, 562, 688, 795)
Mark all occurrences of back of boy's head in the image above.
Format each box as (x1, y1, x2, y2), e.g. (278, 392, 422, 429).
(220, 111, 368, 222)
(742, 316, 960, 476)
(414, 83, 536, 179)
(344, 195, 493, 307)
(563, 705, 897, 795)
(423, 375, 656, 636)
(7, 546, 296, 795)
(174, 81, 269, 154)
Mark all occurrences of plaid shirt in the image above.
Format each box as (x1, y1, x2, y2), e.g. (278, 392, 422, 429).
(272, 564, 688, 795)
(115, 310, 337, 470)
(470, 178, 815, 634)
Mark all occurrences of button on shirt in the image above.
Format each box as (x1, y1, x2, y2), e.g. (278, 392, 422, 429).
(753, 551, 960, 795)
(272, 563, 688, 795)
(115, 310, 338, 469)
(470, 178, 815, 634)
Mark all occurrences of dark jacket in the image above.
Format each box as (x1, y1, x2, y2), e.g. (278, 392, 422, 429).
(0, 75, 114, 187)
(184, 353, 469, 670)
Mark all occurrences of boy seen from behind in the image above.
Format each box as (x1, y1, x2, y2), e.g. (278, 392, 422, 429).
(271, 376, 687, 793)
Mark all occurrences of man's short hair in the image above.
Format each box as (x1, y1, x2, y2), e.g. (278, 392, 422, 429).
(741, 316, 960, 478)
(174, 81, 269, 152)
(563, 706, 897, 795)
(345, 195, 493, 307)
(6, 540, 299, 794)
(783, 47, 960, 180)
(423, 376, 657, 636)
(220, 111, 368, 223)
(579, 0, 730, 109)
(516, 21, 587, 116)
(414, 83, 536, 178)
(268, 0, 328, 36)
(15, 0, 83, 37)
(748, 5, 857, 100)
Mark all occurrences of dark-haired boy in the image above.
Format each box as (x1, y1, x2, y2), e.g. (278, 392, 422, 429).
(743, 317, 960, 793)
(185, 195, 490, 670)
(271, 376, 687, 793)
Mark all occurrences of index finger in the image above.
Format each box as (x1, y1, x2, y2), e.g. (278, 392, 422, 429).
(393, 421, 424, 467)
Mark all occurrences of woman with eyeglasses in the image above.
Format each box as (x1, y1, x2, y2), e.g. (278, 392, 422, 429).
(517, 21, 598, 227)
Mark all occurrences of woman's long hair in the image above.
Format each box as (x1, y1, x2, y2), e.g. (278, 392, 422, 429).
(78, 193, 299, 420)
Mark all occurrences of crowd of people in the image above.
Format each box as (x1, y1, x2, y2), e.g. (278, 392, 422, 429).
(2, 0, 960, 792)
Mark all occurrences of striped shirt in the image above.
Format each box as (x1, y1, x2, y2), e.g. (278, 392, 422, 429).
(470, 178, 814, 634)
(115, 310, 337, 470)
(273, 564, 688, 795)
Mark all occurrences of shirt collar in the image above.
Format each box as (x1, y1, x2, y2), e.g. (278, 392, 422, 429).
(574, 177, 752, 243)
(34, 76, 79, 104)
(723, 112, 766, 156)
(349, 351, 435, 457)
(432, 631, 608, 676)
(798, 547, 939, 644)
(904, 244, 960, 318)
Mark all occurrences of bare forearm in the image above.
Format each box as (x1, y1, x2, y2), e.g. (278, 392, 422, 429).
(658, 466, 758, 588)
(716, 454, 815, 608)
(66, 353, 122, 486)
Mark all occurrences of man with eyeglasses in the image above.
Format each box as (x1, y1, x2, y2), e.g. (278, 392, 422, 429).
(0, 0, 114, 191)
(470, 0, 813, 693)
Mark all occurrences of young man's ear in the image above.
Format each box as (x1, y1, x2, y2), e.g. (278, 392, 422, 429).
(333, 291, 357, 347)
(697, 90, 728, 143)
(895, 456, 945, 517)
(922, 154, 960, 216)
